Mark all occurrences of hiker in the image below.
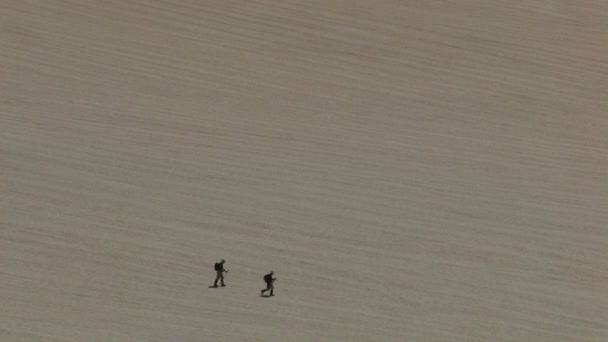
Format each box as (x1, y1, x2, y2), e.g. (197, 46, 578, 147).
(213, 259, 227, 287)
(261, 271, 276, 296)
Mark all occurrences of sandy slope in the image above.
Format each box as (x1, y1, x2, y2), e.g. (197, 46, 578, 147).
(2, 1, 607, 341)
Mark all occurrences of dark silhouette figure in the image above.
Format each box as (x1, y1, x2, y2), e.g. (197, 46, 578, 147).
(213, 259, 227, 287)
(260, 271, 276, 296)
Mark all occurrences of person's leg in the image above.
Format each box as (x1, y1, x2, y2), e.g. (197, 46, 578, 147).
(220, 273, 225, 286)
(269, 283, 274, 296)
(214, 271, 221, 287)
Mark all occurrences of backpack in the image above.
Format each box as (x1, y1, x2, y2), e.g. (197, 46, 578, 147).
(264, 274, 272, 283)
(214, 262, 221, 271)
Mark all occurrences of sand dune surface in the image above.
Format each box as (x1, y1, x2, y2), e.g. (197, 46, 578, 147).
(2, 1, 607, 341)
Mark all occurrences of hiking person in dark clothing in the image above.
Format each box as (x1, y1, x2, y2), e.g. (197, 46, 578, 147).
(213, 259, 227, 287)
(261, 271, 276, 296)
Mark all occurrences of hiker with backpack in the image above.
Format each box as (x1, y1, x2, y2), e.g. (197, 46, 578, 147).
(213, 259, 227, 287)
(260, 271, 276, 296)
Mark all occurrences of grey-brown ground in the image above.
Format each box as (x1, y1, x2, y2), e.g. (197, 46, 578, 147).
(2, 1, 607, 341)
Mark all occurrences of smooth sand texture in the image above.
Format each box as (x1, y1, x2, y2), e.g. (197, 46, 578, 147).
(2, 1, 607, 341)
